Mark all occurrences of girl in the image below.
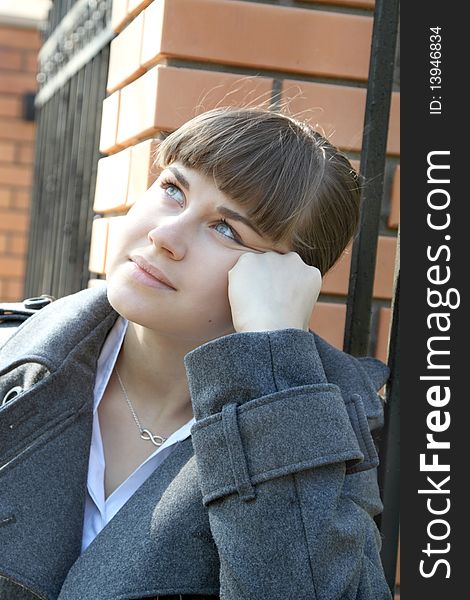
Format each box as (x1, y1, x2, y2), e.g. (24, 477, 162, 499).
(0, 107, 392, 599)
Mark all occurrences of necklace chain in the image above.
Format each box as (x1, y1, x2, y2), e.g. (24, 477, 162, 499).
(114, 365, 168, 447)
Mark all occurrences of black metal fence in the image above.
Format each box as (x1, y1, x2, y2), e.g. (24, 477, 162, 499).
(24, 0, 112, 298)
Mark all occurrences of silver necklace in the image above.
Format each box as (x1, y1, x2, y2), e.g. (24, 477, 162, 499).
(114, 366, 168, 447)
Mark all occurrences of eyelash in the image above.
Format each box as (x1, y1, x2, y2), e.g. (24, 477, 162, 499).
(158, 177, 243, 244)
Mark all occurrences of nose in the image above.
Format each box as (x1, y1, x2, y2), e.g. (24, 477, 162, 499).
(147, 216, 189, 260)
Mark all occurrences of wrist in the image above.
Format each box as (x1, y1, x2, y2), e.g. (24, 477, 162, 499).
(235, 321, 307, 333)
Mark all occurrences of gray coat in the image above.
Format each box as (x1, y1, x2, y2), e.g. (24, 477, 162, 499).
(0, 286, 392, 600)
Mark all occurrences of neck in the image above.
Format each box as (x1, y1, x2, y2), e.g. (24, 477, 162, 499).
(116, 321, 197, 424)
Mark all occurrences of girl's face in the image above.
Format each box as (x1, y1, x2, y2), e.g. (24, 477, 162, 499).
(106, 162, 289, 344)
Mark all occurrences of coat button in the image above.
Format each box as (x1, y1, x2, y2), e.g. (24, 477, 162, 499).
(1, 385, 23, 407)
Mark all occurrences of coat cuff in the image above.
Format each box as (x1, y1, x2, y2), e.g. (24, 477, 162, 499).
(184, 329, 328, 420)
(184, 330, 366, 505)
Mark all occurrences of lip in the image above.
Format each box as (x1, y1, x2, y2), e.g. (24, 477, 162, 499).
(129, 256, 177, 290)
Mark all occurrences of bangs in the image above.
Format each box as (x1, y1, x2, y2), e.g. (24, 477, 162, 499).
(154, 108, 326, 243)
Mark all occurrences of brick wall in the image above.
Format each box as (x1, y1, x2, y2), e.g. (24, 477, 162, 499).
(0, 24, 41, 301)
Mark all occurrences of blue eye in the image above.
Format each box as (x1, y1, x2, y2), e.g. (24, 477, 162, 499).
(162, 183, 184, 206)
(214, 219, 241, 243)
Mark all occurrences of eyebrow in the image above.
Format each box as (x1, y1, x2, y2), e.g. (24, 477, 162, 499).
(168, 166, 190, 190)
(167, 166, 263, 236)
(216, 206, 263, 236)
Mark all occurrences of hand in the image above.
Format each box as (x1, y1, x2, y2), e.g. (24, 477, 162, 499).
(228, 252, 322, 333)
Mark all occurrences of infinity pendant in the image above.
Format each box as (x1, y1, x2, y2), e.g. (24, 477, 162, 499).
(140, 429, 166, 447)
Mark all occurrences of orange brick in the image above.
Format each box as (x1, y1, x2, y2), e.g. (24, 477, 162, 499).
(0, 48, 23, 71)
(142, 0, 372, 82)
(126, 138, 160, 206)
(99, 90, 121, 154)
(0, 255, 25, 278)
(107, 11, 145, 93)
(9, 233, 28, 256)
(322, 235, 398, 299)
(117, 65, 272, 145)
(0, 27, 41, 50)
(309, 301, 347, 350)
(0, 232, 7, 254)
(105, 215, 127, 273)
(87, 278, 107, 288)
(0, 141, 15, 163)
(0, 209, 29, 233)
(0, 118, 35, 142)
(127, 0, 153, 16)
(17, 143, 35, 164)
(0, 94, 21, 118)
(0, 72, 38, 95)
(4, 277, 24, 301)
(111, 0, 131, 33)
(11, 189, 31, 210)
(93, 148, 131, 213)
(389, 165, 400, 229)
(24, 51, 39, 74)
(89, 217, 110, 274)
(0, 164, 32, 187)
(281, 80, 400, 155)
(0, 187, 11, 207)
(376, 306, 391, 363)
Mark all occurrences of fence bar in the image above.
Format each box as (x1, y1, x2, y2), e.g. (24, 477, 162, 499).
(343, 0, 400, 356)
(376, 263, 401, 592)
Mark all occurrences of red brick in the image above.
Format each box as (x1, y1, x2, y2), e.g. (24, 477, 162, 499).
(0, 232, 7, 254)
(0, 187, 11, 207)
(111, 0, 131, 33)
(0, 48, 23, 71)
(105, 216, 127, 273)
(141, 0, 372, 82)
(0, 27, 41, 50)
(117, 65, 272, 146)
(0, 164, 32, 187)
(9, 233, 27, 256)
(0, 209, 29, 233)
(88, 217, 110, 274)
(0, 255, 25, 277)
(99, 90, 121, 153)
(93, 148, 131, 213)
(17, 143, 34, 164)
(309, 301, 347, 350)
(281, 80, 400, 155)
(322, 235, 398, 299)
(107, 11, 145, 93)
(389, 165, 400, 229)
(376, 306, 391, 363)
(0, 118, 35, 142)
(0, 94, 21, 118)
(87, 278, 107, 289)
(11, 189, 31, 210)
(3, 277, 24, 301)
(0, 71, 38, 95)
(0, 141, 15, 163)
(126, 138, 160, 206)
(24, 51, 39, 74)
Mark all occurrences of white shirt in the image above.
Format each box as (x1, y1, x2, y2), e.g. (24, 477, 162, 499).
(80, 316, 195, 554)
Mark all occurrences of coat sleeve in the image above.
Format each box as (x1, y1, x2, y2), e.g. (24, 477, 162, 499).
(184, 329, 392, 600)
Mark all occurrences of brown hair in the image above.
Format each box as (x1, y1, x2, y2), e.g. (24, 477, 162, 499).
(154, 107, 361, 275)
